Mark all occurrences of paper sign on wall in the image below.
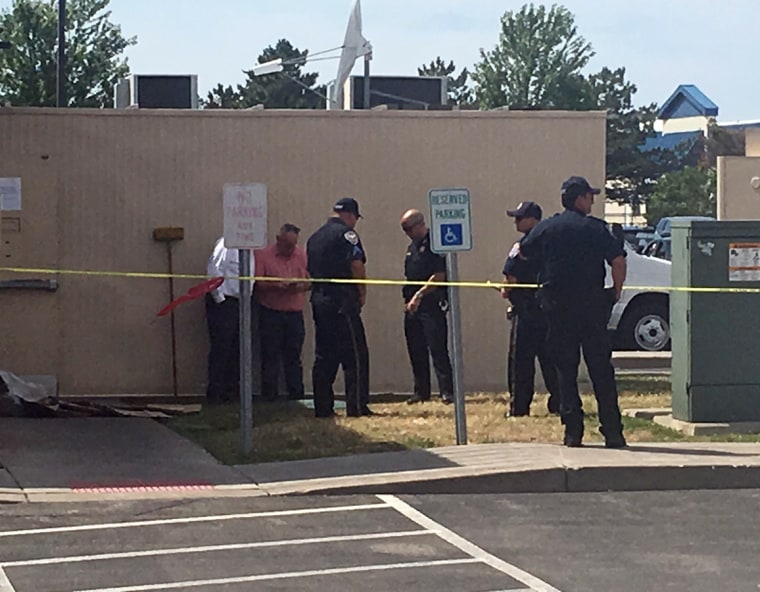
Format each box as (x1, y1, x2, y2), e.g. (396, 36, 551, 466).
(0, 177, 22, 211)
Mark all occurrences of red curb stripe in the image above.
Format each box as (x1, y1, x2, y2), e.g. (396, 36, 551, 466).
(71, 484, 215, 494)
(69, 480, 214, 492)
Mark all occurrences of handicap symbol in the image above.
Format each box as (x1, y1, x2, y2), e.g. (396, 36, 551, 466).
(441, 224, 463, 246)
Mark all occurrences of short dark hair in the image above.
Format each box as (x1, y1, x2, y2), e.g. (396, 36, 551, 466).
(280, 223, 300, 234)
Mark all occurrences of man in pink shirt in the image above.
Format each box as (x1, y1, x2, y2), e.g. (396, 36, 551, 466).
(254, 223, 310, 401)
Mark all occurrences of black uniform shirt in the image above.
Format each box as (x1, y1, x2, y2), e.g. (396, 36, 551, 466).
(519, 209, 625, 297)
(403, 230, 447, 304)
(307, 218, 366, 309)
(502, 229, 540, 309)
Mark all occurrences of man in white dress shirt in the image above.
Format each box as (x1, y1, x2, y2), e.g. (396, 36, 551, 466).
(205, 237, 255, 405)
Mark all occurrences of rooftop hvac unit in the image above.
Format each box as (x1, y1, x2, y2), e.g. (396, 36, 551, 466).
(337, 75, 447, 110)
(114, 74, 199, 109)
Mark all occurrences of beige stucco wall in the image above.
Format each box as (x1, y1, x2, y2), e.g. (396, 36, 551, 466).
(717, 156, 760, 220)
(0, 107, 605, 395)
(746, 128, 760, 157)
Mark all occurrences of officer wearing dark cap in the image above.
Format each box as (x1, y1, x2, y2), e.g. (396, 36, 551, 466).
(306, 198, 372, 418)
(519, 177, 627, 448)
(502, 201, 560, 417)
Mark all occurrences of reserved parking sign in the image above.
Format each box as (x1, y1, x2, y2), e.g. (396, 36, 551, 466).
(429, 188, 472, 253)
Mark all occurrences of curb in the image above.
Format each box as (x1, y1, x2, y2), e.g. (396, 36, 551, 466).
(254, 463, 760, 496)
(4, 463, 760, 502)
(1, 484, 266, 504)
(0, 487, 26, 504)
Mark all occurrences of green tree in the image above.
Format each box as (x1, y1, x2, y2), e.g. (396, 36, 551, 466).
(0, 0, 135, 107)
(204, 83, 244, 109)
(207, 39, 325, 109)
(588, 66, 679, 210)
(472, 3, 594, 109)
(646, 166, 716, 224)
(418, 57, 472, 105)
(703, 121, 745, 166)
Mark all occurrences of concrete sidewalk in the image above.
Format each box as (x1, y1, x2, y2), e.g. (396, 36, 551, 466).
(0, 418, 260, 503)
(2, 418, 760, 502)
(238, 441, 760, 495)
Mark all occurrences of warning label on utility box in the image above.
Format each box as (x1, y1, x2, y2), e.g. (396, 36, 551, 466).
(729, 242, 760, 281)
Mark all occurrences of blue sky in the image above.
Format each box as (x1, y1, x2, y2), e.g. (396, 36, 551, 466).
(2, 0, 757, 120)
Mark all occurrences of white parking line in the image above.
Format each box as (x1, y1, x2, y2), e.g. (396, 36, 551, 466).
(72, 559, 481, 592)
(1, 529, 430, 568)
(379, 495, 562, 592)
(0, 502, 388, 538)
(0, 568, 15, 592)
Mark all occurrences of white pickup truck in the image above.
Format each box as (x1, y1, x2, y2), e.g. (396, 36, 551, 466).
(607, 244, 672, 351)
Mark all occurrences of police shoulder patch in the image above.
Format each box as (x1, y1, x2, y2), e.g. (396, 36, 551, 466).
(344, 230, 359, 245)
(508, 241, 521, 259)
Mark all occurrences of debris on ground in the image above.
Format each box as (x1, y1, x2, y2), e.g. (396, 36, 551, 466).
(0, 370, 199, 418)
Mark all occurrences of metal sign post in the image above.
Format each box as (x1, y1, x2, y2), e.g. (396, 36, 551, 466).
(445, 252, 467, 445)
(238, 249, 254, 454)
(223, 182, 267, 456)
(428, 187, 472, 445)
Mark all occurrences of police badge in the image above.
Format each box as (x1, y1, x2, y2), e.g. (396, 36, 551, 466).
(508, 241, 521, 259)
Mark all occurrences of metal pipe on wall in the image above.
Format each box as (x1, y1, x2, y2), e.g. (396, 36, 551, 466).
(56, 0, 66, 107)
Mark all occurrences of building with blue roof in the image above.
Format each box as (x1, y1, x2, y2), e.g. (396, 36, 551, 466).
(613, 84, 760, 225)
(641, 84, 760, 163)
(653, 84, 760, 136)
(657, 84, 718, 133)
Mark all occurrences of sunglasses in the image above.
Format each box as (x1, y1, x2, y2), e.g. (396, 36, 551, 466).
(402, 220, 423, 232)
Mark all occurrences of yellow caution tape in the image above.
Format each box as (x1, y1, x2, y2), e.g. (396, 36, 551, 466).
(1, 265, 760, 293)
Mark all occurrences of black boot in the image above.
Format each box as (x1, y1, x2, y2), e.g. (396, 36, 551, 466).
(600, 426, 627, 448)
(563, 420, 584, 447)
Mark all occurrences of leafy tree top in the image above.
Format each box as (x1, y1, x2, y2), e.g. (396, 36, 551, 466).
(0, 0, 135, 107)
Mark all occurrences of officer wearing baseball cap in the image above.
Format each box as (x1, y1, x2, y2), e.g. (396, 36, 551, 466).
(502, 201, 560, 417)
(519, 177, 628, 448)
(306, 197, 372, 418)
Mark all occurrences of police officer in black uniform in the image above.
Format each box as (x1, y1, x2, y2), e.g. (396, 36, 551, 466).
(306, 198, 372, 418)
(400, 209, 454, 405)
(520, 177, 627, 448)
(502, 201, 560, 416)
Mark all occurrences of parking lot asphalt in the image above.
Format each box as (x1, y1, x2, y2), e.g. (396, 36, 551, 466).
(2, 490, 759, 592)
(407, 489, 760, 592)
(0, 495, 548, 592)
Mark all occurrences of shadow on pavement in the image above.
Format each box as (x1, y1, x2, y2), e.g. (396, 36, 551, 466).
(626, 444, 760, 458)
(239, 447, 458, 483)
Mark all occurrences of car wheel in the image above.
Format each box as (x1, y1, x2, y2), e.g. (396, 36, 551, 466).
(617, 301, 671, 351)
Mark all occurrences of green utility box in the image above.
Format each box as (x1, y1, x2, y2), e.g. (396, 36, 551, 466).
(671, 220, 760, 422)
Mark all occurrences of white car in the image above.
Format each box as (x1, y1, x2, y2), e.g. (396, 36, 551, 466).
(607, 244, 672, 351)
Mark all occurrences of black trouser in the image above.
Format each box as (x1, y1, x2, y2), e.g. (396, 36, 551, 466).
(311, 303, 370, 417)
(205, 294, 239, 402)
(259, 306, 305, 400)
(507, 307, 560, 415)
(543, 293, 623, 439)
(404, 303, 453, 400)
